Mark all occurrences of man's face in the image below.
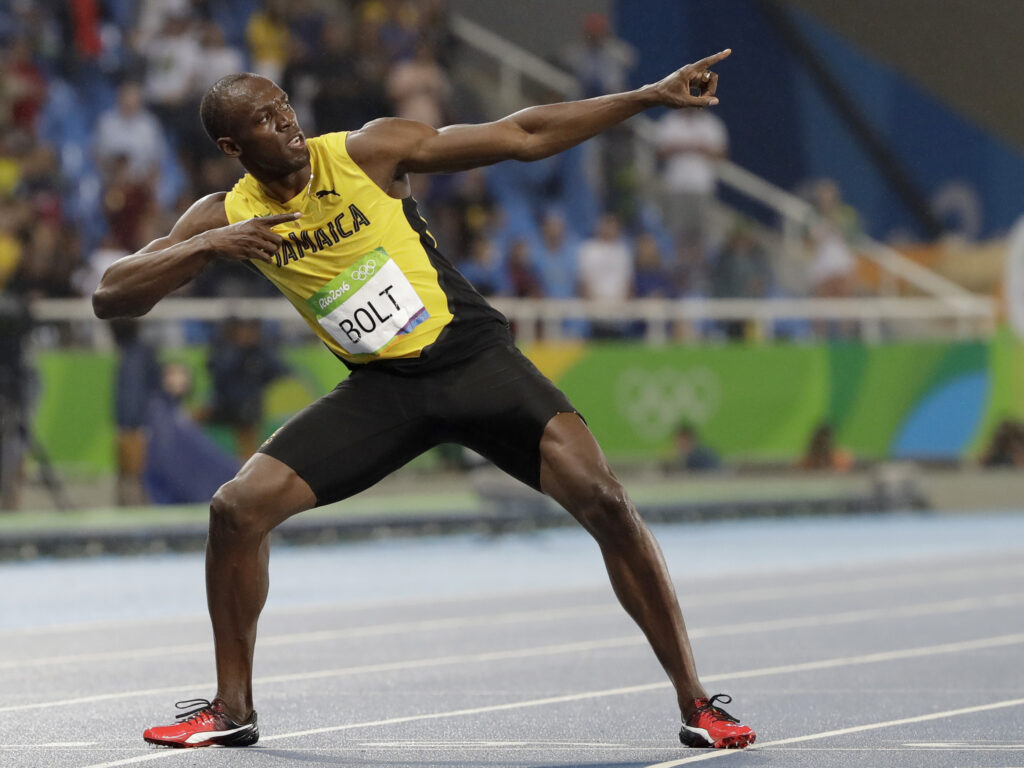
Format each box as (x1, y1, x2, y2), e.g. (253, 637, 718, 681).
(222, 78, 310, 177)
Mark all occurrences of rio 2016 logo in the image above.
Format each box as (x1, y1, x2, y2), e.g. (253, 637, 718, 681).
(350, 259, 378, 282)
(318, 283, 351, 310)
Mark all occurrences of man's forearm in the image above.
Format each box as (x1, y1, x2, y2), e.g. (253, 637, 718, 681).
(505, 86, 658, 162)
(93, 236, 214, 319)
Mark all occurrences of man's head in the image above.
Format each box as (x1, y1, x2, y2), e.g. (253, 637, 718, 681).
(199, 74, 310, 179)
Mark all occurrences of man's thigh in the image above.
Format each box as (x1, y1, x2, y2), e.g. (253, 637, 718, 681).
(259, 367, 436, 506)
(434, 343, 580, 490)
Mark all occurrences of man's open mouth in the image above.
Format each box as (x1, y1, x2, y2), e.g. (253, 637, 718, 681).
(288, 133, 306, 149)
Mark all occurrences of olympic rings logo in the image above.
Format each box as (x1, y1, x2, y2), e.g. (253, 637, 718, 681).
(350, 259, 378, 282)
(616, 366, 721, 440)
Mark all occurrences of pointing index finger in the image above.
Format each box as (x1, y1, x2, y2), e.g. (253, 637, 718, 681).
(258, 212, 303, 226)
(694, 48, 732, 69)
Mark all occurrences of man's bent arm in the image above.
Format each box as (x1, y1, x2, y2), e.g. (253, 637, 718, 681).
(93, 195, 298, 319)
(349, 50, 730, 182)
(93, 194, 228, 319)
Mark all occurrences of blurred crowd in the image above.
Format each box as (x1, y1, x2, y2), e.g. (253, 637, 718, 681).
(0, 0, 871, 345)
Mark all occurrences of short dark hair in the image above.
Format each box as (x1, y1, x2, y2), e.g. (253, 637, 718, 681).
(199, 73, 260, 143)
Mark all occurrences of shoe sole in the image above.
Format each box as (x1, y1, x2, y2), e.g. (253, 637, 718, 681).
(680, 728, 756, 749)
(144, 727, 259, 749)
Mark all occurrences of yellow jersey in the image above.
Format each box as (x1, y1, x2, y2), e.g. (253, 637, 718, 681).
(223, 132, 508, 371)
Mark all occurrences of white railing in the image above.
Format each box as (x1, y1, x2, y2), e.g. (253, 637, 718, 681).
(31, 296, 996, 346)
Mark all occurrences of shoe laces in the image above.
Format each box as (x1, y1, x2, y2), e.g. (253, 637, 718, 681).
(174, 698, 216, 723)
(697, 693, 740, 724)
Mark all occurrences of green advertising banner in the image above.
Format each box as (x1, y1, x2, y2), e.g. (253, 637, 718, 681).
(28, 334, 1020, 474)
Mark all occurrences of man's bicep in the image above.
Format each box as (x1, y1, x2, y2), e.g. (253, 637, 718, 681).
(402, 121, 529, 173)
(350, 118, 527, 177)
(139, 193, 228, 254)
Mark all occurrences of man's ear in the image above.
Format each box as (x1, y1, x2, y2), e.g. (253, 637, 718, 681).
(217, 137, 241, 158)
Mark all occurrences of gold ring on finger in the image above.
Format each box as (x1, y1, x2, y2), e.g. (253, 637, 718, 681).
(702, 71, 712, 82)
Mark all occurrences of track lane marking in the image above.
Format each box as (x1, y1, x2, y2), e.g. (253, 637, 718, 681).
(12, 627, 1023, 751)
(5, 587, 1024, 671)
(74, 667, 1024, 768)
(4, 559, 1023, 638)
(4, 595, 1024, 715)
(641, 696, 1024, 766)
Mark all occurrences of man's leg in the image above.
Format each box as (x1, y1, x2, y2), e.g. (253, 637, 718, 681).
(538, 412, 707, 720)
(206, 453, 316, 720)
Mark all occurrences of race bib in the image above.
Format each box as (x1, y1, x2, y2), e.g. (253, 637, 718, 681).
(307, 248, 429, 355)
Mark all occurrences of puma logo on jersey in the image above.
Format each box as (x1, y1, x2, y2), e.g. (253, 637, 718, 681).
(315, 189, 340, 199)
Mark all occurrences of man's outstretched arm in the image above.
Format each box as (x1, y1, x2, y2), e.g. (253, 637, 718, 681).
(348, 49, 730, 183)
(92, 194, 299, 319)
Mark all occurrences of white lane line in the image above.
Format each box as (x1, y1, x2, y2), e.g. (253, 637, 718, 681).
(0, 604, 618, 670)
(0, 636, 643, 715)
(75, 682, 673, 768)
(6, 586, 1024, 672)
(641, 696, 1024, 767)
(699, 632, 1024, 685)
(5, 558, 1023, 638)
(0, 741, 98, 747)
(74, 683, 1024, 768)
(5, 624, 1022, 724)
(4, 594, 1024, 716)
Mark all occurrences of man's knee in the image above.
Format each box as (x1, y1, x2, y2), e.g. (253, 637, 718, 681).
(210, 479, 268, 540)
(573, 478, 642, 545)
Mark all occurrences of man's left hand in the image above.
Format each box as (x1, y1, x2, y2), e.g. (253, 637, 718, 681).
(648, 49, 732, 109)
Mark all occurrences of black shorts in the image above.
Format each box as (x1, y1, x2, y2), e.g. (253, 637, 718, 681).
(259, 342, 578, 506)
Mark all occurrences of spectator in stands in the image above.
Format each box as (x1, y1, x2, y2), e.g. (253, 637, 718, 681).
(14, 140, 63, 226)
(74, 233, 128, 299)
(634, 234, 674, 299)
(655, 105, 728, 257)
(110, 319, 162, 506)
(579, 212, 634, 338)
(807, 179, 861, 298)
(711, 218, 772, 339)
(0, 216, 21, 290)
(798, 423, 854, 472)
(246, 0, 291, 84)
(205, 319, 288, 461)
(562, 12, 636, 99)
(305, 17, 389, 134)
(433, 167, 497, 262)
(7, 221, 78, 301)
(668, 422, 721, 472)
(460, 234, 512, 296)
(192, 21, 246, 96)
(101, 154, 157, 252)
(980, 419, 1024, 468)
(387, 42, 451, 128)
(141, 12, 200, 141)
(535, 211, 580, 300)
(562, 13, 636, 219)
(2, 36, 46, 133)
(0, 290, 31, 510)
(144, 360, 241, 505)
(506, 238, 543, 299)
(459, 236, 509, 297)
(93, 81, 167, 183)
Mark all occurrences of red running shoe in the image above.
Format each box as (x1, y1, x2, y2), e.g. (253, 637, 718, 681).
(679, 694, 756, 749)
(143, 698, 258, 748)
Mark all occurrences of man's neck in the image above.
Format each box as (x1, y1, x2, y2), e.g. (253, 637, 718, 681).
(254, 165, 313, 204)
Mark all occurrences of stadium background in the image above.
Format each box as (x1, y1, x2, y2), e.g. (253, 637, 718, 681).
(2, 0, 1024, 511)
